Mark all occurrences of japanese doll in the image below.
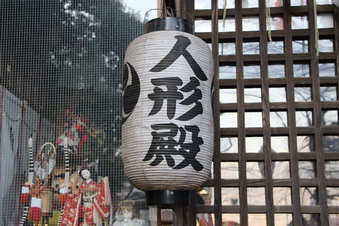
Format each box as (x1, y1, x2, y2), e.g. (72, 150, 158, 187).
(113, 199, 145, 226)
(60, 165, 110, 226)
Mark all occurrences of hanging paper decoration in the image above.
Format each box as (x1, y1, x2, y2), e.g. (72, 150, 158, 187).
(122, 17, 214, 205)
(21, 186, 30, 205)
(30, 197, 42, 222)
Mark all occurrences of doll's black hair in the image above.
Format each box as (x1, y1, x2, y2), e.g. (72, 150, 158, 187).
(79, 164, 98, 182)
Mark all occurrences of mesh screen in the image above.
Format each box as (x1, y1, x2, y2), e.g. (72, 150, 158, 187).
(0, 0, 156, 225)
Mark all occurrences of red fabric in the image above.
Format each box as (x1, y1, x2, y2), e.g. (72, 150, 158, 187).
(30, 207, 41, 222)
(21, 193, 29, 205)
(79, 180, 110, 221)
(59, 193, 67, 205)
(61, 180, 110, 226)
(60, 193, 81, 226)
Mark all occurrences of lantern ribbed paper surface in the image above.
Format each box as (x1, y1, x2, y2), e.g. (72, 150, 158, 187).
(122, 29, 214, 192)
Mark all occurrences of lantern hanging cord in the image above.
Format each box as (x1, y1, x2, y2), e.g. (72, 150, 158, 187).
(313, 0, 319, 56)
(266, 0, 272, 42)
(222, 0, 227, 28)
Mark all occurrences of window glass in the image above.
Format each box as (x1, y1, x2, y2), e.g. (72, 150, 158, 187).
(269, 88, 286, 102)
(221, 162, 239, 179)
(300, 187, 318, 205)
(220, 88, 237, 103)
(299, 161, 316, 179)
(273, 187, 292, 205)
(221, 137, 238, 153)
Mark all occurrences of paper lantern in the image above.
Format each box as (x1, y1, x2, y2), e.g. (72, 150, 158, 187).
(122, 17, 214, 205)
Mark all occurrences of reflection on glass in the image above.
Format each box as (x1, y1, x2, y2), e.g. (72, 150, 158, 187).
(246, 137, 263, 153)
(272, 161, 290, 179)
(222, 214, 240, 226)
(219, 19, 236, 32)
(292, 16, 309, 29)
(244, 65, 260, 78)
(245, 112, 263, 127)
(221, 162, 239, 179)
(329, 214, 339, 225)
(269, 87, 286, 102)
(195, 20, 211, 32)
(327, 188, 339, 206)
(295, 87, 312, 102)
(275, 214, 293, 226)
(317, 14, 334, 28)
(268, 65, 285, 78)
(222, 188, 239, 205)
(269, 17, 284, 30)
(220, 88, 237, 103)
(197, 187, 214, 205)
(302, 214, 321, 226)
(294, 64, 310, 77)
(267, 41, 284, 54)
(247, 162, 264, 179)
(319, 39, 334, 52)
(271, 136, 289, 153)
(292, 40, 309, 53)
(322, 110, 338, 126)
(219, 43, 236, 55)
(320, 86, 337, 101)
(291, 0, 307, 6)
(299, 161, 316, 178)
(249, 214, 266, 226)
(243, 17, 259, 31)
(220, 65, 236, 79)
(316, 0, 332, 4)
(221, 137, 238, 153)
(300, 187, 318, 205)
(207, 43, 212, 51)
(196, 213, 214, 226)
(248, 188, 266, 205)
(297, 136, 314, 152)
(244, 88, 261, 103)
(243, 0, 259, 8)
(325, 161, 339, 179)
(323, 136, 339, 152)
(243, 42, 260, 55)
(217, 0, 235, 9)
(273, 187, 292, 205)
(220, 112, 237, 128)
(270, 111, 288, 127)
(296, 111, 313, 126)
(194, 0, 211, 9)
(319, 63, 336, 77)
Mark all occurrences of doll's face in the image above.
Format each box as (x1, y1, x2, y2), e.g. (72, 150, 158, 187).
(81, 169, 91, 180)
(122, 209, 132, 220)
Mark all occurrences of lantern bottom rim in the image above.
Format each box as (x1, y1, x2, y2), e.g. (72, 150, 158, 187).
(145, 190, 190, 206)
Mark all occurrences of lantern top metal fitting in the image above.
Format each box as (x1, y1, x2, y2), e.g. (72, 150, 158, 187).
(145, 190, 190, 206)
(144, 17, 193, 34)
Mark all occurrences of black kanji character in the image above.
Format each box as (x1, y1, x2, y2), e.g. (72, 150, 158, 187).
(148, 77, 183, 119)
(150, 35, 208, 81)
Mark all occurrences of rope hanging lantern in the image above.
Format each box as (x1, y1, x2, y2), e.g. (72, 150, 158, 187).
(122, 15, 214, 205)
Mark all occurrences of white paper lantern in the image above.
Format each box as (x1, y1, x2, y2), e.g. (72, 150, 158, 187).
(122, 17, 214, 205)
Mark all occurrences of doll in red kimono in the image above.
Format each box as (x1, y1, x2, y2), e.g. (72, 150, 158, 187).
(60, 165, 110, 226)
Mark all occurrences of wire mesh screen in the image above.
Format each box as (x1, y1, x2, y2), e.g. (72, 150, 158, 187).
(0, 0, 156, 225)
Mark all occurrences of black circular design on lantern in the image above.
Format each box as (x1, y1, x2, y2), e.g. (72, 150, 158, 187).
(122, 62, 140, 124)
